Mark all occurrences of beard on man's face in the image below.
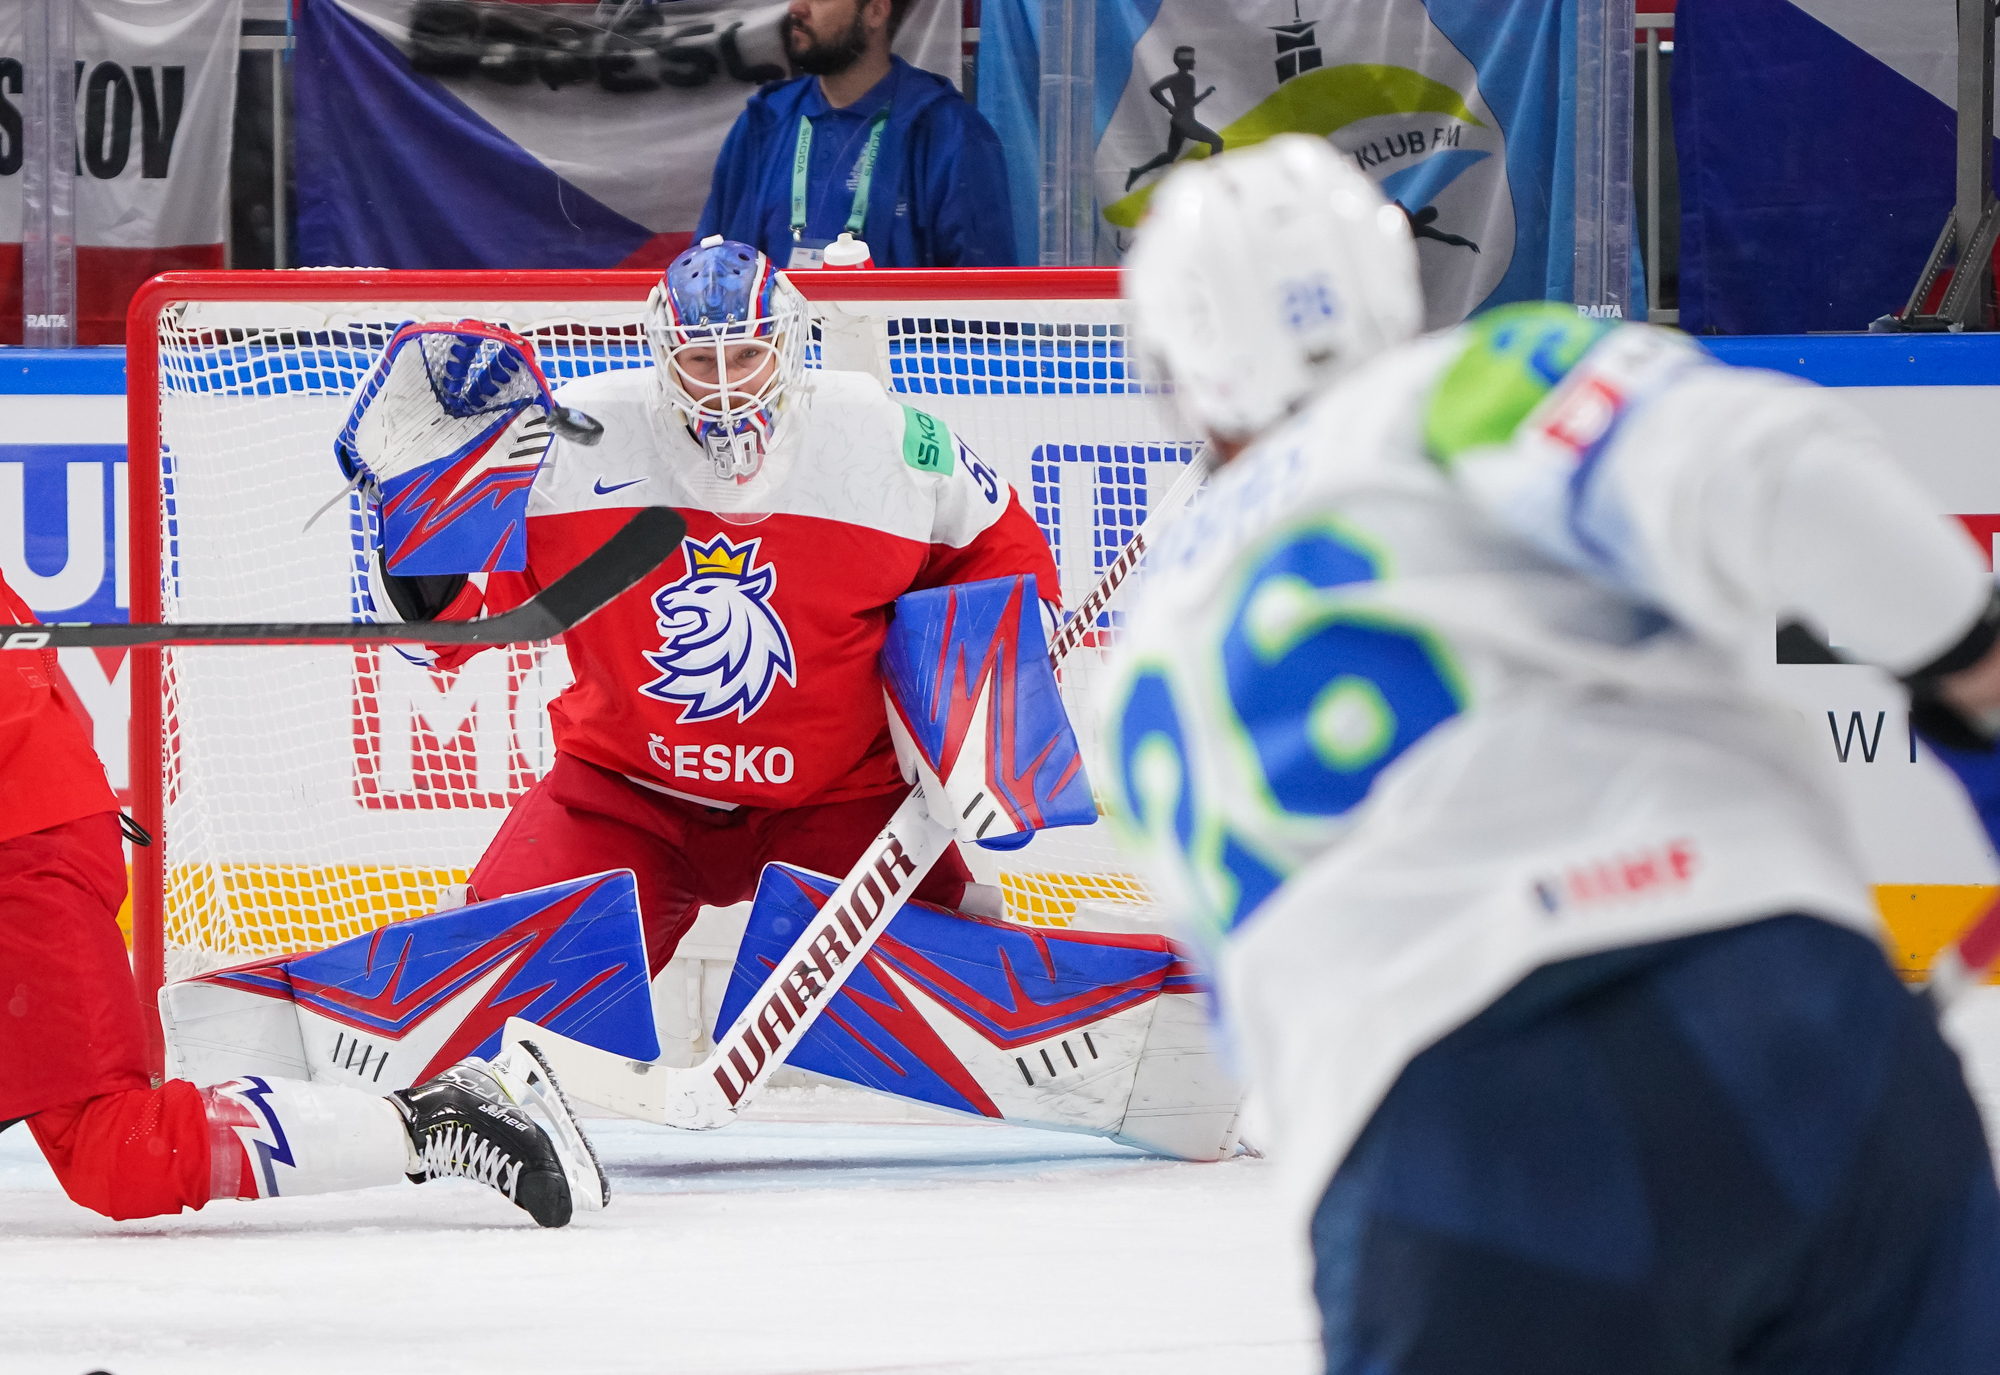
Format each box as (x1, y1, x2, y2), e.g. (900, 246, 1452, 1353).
(783, 7, 871, 76)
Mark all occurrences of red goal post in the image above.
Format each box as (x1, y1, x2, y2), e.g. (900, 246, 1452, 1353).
(125, 267, 1192, 1069)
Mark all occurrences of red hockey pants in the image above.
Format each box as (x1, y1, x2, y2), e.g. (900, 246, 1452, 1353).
(1, 812, 214, 1218)
(468, 753, 974, 974)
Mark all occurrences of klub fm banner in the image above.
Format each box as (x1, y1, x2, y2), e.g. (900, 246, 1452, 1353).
(0, 0, 241, 344)
(976, 0, 1637, 332)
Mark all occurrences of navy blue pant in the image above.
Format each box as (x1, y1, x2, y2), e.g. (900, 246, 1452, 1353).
(1312, 915, 2000, 1375)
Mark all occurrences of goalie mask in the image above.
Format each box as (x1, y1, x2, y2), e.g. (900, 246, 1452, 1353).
(1124, 134, 1423, 449)
(646, 237, 810, 511)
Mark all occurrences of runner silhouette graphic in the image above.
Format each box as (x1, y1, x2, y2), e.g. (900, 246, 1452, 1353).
(1126, 47, 1224, 192)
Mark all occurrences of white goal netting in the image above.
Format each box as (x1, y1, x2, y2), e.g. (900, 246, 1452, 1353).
(142, 280, 1200, 978)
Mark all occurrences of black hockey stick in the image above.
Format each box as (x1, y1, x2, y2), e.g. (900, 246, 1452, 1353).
(0, 506, 686, 650)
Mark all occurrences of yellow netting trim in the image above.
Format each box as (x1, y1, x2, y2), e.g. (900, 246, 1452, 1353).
(164, 864, 470, 961)
(1000, 869, 1154, 928)
(163, 864, 1158, 958)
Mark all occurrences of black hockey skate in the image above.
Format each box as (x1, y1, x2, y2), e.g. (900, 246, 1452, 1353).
(392, 1040, 608, 1228)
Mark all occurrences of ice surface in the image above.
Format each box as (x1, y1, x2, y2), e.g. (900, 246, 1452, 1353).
(0, 1086, 1319, 1375)
(16, 990, 2000, 1375)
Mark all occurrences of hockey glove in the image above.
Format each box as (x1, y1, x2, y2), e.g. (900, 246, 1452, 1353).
(335, 321, 601, 578)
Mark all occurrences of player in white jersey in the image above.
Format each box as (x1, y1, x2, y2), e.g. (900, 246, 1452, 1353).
(1103, 135, 2000, 1371)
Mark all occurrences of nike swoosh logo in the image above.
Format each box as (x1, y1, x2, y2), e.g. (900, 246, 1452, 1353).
(593, 477, 646, 496)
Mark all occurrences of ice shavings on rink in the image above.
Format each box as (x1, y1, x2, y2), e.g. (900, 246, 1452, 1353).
(0, 1087, 1319, 1375)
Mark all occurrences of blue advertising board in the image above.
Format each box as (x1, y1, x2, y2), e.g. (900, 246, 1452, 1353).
(0, 350, 129, 624)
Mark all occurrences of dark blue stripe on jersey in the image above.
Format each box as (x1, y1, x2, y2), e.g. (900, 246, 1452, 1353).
(1311, 914, 2000, 1375)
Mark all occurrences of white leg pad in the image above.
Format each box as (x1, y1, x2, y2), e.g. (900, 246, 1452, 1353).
(1112, 993, 1244, 1162)
(205, 1077, 414, 1201)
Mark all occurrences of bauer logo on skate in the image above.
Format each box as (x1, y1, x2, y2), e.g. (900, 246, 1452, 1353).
(1532, 838, 1698, 915)
(639, 534, 797, 724)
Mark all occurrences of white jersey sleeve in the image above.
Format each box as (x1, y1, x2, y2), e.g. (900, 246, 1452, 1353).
(1431, 312, 1991, 675)
(890, 400, 1014, 549)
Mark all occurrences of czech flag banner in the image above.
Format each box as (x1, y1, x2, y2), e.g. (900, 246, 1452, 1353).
(293, 0, 962, 271)
(1675, 0, 1986, 334)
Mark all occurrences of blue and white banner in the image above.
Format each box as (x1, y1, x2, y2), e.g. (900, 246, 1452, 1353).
(1675, 0, 1978, 335)
(0, 354, 132, 795)
(295, 0, 962, 270)
(978, 0, 1611, 329)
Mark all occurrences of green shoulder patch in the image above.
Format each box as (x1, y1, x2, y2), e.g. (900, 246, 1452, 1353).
(1423, 302, 1616, 468)
(899, 405, 955, 476)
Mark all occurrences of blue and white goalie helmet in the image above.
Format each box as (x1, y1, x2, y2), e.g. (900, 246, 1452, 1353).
(646, 236, 810, 487)
(1124, 135, 1423, 447)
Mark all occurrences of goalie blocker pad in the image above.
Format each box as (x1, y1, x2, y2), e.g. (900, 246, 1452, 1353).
(719, 861, 1243, 1161)
(161, 871, 658, 1093)
(335, 322, 563, 577)
(881, 574, 1094, 849)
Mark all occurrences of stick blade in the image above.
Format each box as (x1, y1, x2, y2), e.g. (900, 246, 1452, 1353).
(503, 1017, 674, 1124)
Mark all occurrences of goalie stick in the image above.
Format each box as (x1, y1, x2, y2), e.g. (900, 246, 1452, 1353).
(0, 506, 687, 650)
(1045, 444, 1217, 663)
(513, 444, 1219, 1129)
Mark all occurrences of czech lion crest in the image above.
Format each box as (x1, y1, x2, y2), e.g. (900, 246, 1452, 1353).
(639, 534, 797, 723)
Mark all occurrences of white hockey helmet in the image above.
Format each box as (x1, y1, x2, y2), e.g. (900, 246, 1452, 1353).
(1124, 134, 1423, 446)
(645, 237, 810, 495)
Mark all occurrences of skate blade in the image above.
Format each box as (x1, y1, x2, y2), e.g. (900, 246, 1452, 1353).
(502, 1035, 611, 1213)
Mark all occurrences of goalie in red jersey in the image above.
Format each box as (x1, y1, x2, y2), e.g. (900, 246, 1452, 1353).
(361, 239, 1061, 973)
(0, 570, 605, 1225)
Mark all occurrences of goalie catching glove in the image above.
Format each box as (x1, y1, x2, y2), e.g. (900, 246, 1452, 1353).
(333, 321, 601, 581)
(881, 575, 1096, 848)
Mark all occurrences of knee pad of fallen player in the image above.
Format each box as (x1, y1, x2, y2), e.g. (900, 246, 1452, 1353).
(30, 1081, 212, 1220)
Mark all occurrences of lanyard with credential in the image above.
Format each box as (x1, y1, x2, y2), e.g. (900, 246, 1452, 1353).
(791, 105, 889, 242)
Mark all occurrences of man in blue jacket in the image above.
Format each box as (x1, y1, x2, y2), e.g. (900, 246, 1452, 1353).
(697, 0, 1017, 268)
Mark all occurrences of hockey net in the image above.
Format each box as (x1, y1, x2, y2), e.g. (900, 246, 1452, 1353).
(131, 269, 1198, 992)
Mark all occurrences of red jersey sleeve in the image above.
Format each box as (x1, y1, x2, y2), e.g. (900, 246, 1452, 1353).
(0, 574, 117, 842)
(422, 569, 540, 673)
(916, 490, 1061, 606)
